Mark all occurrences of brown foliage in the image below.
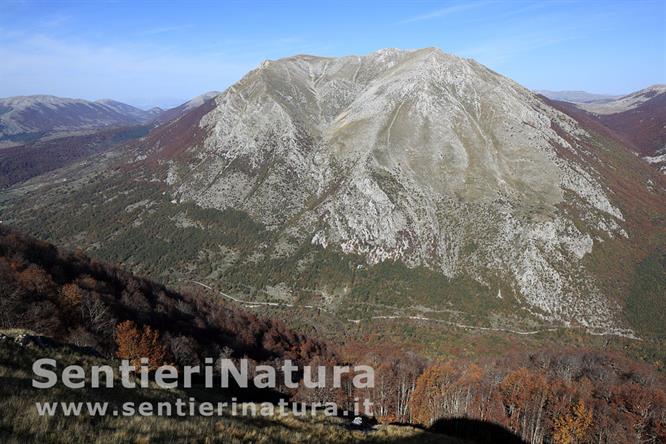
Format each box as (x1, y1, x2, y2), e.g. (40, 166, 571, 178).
(115, 320, 167, 370)
(59, 283, 84, 308)
(347, 345, 665, 444)
(0, 225, 334, 367)
(2, 226, 665, 443)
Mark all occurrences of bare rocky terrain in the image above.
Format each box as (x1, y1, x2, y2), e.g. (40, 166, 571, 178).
(148, 48, 662, 332)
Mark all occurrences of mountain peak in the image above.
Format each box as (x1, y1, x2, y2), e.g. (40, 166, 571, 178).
(257, 47, 461, 71)
(643, 84, 666, 92)
(148, 50, 641, 329)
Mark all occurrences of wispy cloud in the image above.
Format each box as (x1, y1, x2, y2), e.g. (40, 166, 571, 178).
(400, 1, 492, 24)
(141, 25, 192, 36)
(459, 32, 580, 66)
(41, 14, 71, 28)
(457, 3, 625, 68)
(0, 32, 253, 105)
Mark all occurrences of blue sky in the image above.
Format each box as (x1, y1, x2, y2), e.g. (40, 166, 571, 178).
(1, 0, 664, 108)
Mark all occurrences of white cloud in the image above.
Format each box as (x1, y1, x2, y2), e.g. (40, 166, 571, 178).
(41, 14, 71, 28)
(0, 33, 254, 107)
(140, 25, 192, 36)
(459, 32, 580, 66)
(400, 1, 492, 24)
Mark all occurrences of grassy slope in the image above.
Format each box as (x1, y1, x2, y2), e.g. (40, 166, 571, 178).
(0, 330, 460, 444)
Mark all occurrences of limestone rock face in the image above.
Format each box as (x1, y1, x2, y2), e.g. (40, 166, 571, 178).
(162, 48, 631, 329)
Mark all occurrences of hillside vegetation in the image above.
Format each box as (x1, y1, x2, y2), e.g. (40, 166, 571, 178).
(0, 331, 455, 444)
(1, 227, 665, 443)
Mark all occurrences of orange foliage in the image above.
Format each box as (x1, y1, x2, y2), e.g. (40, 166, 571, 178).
(553, 400, 593, 444)
(409, 362, 458, 425)
(115, 320, 167, 370)
(59, 283, 83, 308)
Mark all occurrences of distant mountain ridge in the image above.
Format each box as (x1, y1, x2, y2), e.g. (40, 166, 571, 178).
(578, 84, 666, 115)
(548, 85, 666, 173)
(153, 91, 219, 124)
(536, 90, 621, 103)
(0, 95, 161, 142)
(0, 93, 227, 188)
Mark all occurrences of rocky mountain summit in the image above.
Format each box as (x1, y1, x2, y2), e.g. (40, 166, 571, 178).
(145, 48, 662, 331)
